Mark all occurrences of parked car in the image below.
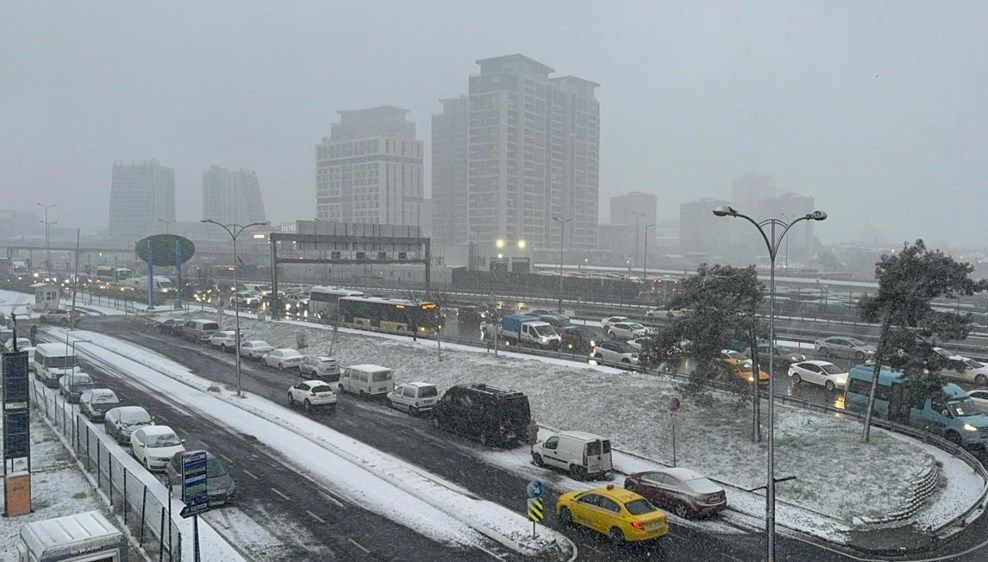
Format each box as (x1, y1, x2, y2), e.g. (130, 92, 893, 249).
(967, 389, 988, 415)
(59, 372, 95, 403)
(624, 468, 727, 519)
(299, 356, 341, 381)
(131, 426, 185, 471)
(386, 382, 439, 414)
(39, 309, 74, 324)
(167, 451, 236, 506)
(208, 330, 238, 350)
(531, 431, 613, 479)
(104, 406, 154, 445)
(608, 322, 648, 340)
(935, 351, 988, 386)
(814, 336, 876, 360)
(158, 318, 186, 336)
(748, 342, 806, 370)
(4, 337, 31, 352)
(182, 319, 220, 343)
(262, 348, 305, 369)
(432, 383, 531, 447)
(240, 340, 274, 360)
(788, 360, 849, 391)
(79, 388, 120, 421)
(556, 484, 669, 544)
(230, 291, 261, 307)
(591, 340, 639, 365)
(601, 316, 630, 331)
(538, 314, 572, 331)
(456, 305, 490, 326)
(559, 326, 598, 353)
(287, 380, 337, 412)
(340, 364, 394, 396)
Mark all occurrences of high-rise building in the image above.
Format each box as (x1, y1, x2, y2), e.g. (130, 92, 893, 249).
(679, 198, 731, 254)
(730, 174, 776, 209)
(315, 106, 423, 225)
(201, 165, 266, 225)
(432, 55, 599, 253)
(108, 160, 175, 240)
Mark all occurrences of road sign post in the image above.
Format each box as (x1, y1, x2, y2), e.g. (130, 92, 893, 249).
(526, 479, 544, 539)
(179, 451, 209, 561)
(2, 346, 32, 517)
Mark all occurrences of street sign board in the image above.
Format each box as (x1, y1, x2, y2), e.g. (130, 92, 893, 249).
(3, 410, 30, 459)
(180, 451, 209, 518)
(2, 352, 29, 403)
(526, 479, 544, 499)
(527, 498, 544, 522)
(136, 234, 196, 266)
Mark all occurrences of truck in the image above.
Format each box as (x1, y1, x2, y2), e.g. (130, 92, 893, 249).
(486, 314, 561, 349)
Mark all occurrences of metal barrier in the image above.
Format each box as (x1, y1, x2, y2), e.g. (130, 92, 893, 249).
(31, 379, 181, 561)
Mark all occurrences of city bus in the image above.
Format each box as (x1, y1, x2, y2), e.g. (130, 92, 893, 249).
(309, 286, 364, 319)
(338, 296, 440, 333)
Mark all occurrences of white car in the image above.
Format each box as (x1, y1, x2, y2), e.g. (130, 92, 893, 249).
(263, 348, 305, 369)
(230, 291, 261, 307)
(788, 360, 849, 391)
(4, 337, 32, 352)
(386, 382, 439, 414)
(607, 321, 648, 340)
(130, 426, 185, 471)
(209, 330, 238, 350)
(287, 380, 337, 412)
(601, 316, 629, 331)
(937, 352, 988, 386)
(39, 309, 74, 324)
(300, 356, 341, 380)
(591, 340, 639, 364)
(967, 389, 988, 415)
(626, 338, 649, 352)
(240, 340, 274, 360)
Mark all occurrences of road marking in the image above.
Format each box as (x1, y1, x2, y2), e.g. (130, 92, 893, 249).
(305, 510, 326, 524)
(347, 538, 370, 554)
(217, 452, 233, 464)
(175, 427, 189, 436)
(320, 491, 345, 508)
(271, 487, 290, 500)
(242, 469, 259, 480)
(582, 543, 605, 555)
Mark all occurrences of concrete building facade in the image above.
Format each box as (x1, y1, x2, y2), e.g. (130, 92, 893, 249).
(315, 106, 424, 226)
(108, 160, 175, 241)
(201, 165, 266, 225)
(431, 97, 469, 245)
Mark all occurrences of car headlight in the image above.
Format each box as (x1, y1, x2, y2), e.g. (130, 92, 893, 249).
(747, 376, 755, 382)
(964, 423, 979, 432)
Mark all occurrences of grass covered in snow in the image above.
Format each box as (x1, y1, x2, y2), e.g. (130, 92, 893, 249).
(177, 313, 934, 524)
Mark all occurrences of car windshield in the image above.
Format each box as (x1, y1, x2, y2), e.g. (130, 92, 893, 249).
(93, 394, 118, 404)
(845, 338, 866, 347)
(206, 458, 228, 478)
(47, 356, 77, 369)
(418, 386, 438, 397)
(627, 323, 645, 330)
(202, 323, 219, 331)
(614, 343, 635, 353)
(948, 398, 979, 417)
(311, 385, 335, 393)
(966, 359, 984, 369)
(819, 363, 845, 375)
(70, 375, 94, 386)
(624, 499, 658, 515)
(533, 325, 556, 337)
(121, 410, 152, 424)
(724, 351, 746, 360)
(147, 432, 182, 447)
(372, 371, 391, 382)
(776, 346, 796, 354)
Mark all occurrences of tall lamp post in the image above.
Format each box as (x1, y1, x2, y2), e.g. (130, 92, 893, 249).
(551, 216, 572, 313)
(642, 223, 655, 289)
(202, 219, 269, 398)
(712, 205, 827, 562)
(37, 203, 57, 275)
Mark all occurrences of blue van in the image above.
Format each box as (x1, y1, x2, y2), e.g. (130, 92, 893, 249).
(846, 364, 988, 447)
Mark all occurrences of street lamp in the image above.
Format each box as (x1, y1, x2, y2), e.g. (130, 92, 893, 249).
(642, 223, 655, 289)
(712, 205, 826, 562)
(551, 217, 573, 313)
(37, 203, 57, 276)
(201, 219, 269, 398)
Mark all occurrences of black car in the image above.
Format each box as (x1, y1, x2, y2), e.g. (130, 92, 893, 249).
(432, 384, 531, 447)
(559, 325, 598, 353)
(457, 305, 490, 326)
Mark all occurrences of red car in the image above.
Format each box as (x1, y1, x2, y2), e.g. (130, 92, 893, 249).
(624, 468, 727, 519)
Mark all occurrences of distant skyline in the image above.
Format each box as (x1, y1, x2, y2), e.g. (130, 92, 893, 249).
(2, 2, 987, 248)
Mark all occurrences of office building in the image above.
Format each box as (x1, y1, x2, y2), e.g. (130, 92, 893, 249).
(201, 165, 266, 225)
(432, 54, 599, 254)
(315, 106, 424, 225)
(108, 160, 175, 241)
(679, 198, 731, 255)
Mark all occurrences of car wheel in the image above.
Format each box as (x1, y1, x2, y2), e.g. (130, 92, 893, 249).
(144, 456, 152, 471)
(387, 398, 395, 409)
(277, 362, 284, 370)
(855, 351, 865, 361)
(410, 406, 420, 416)
(674, 502, 689, 519)
(825, 380, 835, 392)
(532, 453, 545, 468)
(976, 374, 988, 386)
(946, 430, 962, 445)
(621, 358, 630, 364)
(791, 373, 801, 384)
(818, 347, 829, 357)
(559, 507, 573, 526)
(220, 344, 227, 352)
(304, 399, 312, 412)
(609, 527, 625, 545)
(569, 464, 585, 481)
(608, 331, 617, 339)
(288, 393, 295, 407)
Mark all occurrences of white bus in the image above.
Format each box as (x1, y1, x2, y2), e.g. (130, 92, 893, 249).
(94, 266, 131, 283)
(34, 342, 80, 388)
(309, 286, 364, 320)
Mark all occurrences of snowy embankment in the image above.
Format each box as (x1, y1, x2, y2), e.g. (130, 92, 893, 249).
(183, 312, 986, 539)
(49, 327, 575, 560)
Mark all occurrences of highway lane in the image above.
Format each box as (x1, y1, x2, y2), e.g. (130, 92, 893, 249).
(62, 348, 503, 562)
(81, 315, 873, 561)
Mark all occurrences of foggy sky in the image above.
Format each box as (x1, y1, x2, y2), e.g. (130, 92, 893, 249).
(2, 1, 987, 248)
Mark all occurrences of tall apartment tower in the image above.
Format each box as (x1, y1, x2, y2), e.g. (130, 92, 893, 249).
(201, 165, 266, 225)
(431, 97, 469, 244)
(432, 55, 599, 250)
(108, 160, 175, 240)
(315, 106, 423, 225)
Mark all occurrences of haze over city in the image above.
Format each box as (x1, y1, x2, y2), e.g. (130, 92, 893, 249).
(3, 1, 987, 247)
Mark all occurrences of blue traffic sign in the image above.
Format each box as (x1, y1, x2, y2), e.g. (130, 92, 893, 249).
(180, 451, 209, 518)
(527, 479, 544, 499)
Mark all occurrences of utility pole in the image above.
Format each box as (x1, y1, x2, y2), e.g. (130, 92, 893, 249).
(71, 229, 80, 325)
(37, 202, 56, 276)
(642, 223, 655, 290)
(551, 217, 572, 313)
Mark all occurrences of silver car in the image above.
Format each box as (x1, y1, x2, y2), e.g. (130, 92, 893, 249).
(813, 337, 876, 361)
(104, 406, 154, 444)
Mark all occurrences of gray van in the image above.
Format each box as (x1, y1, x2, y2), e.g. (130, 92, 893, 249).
(182, 319, 220, 342)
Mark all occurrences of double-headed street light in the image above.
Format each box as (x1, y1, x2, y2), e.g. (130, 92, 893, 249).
(37, 202, 57, 275)
(712, 205, 826, 562)
(201, 219, 269, 399)
(551, 217, 573, 313)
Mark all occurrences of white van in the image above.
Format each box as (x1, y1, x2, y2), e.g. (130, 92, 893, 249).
(530, 430, 613, 479)
(340, 364, 394, 396)
(34, 342, 80, 389)
(182, 319, 220, 342)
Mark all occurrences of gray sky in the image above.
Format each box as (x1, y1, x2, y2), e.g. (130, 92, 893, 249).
(3, 1, 987, 247)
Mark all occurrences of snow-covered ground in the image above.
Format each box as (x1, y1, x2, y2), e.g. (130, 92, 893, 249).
(0, 408, 106, 560)
(49, 327, 575, 560)
(174, 311, 986, 535)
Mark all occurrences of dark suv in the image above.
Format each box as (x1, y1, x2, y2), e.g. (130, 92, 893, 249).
(456, 305, 490, 326)
(432, 384, 531, 447)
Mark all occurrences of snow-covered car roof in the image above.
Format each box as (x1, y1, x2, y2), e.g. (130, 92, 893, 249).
(404, 381, 436, 388)
(799, 360, 841, 368)
(302, 380, 336, 387)
(140, 425, 178, 437)
(273, 348, 301, 355)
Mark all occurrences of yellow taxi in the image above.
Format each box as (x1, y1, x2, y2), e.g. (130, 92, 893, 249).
(717, 350, 770, 385)
(556, 484, 669, 544)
